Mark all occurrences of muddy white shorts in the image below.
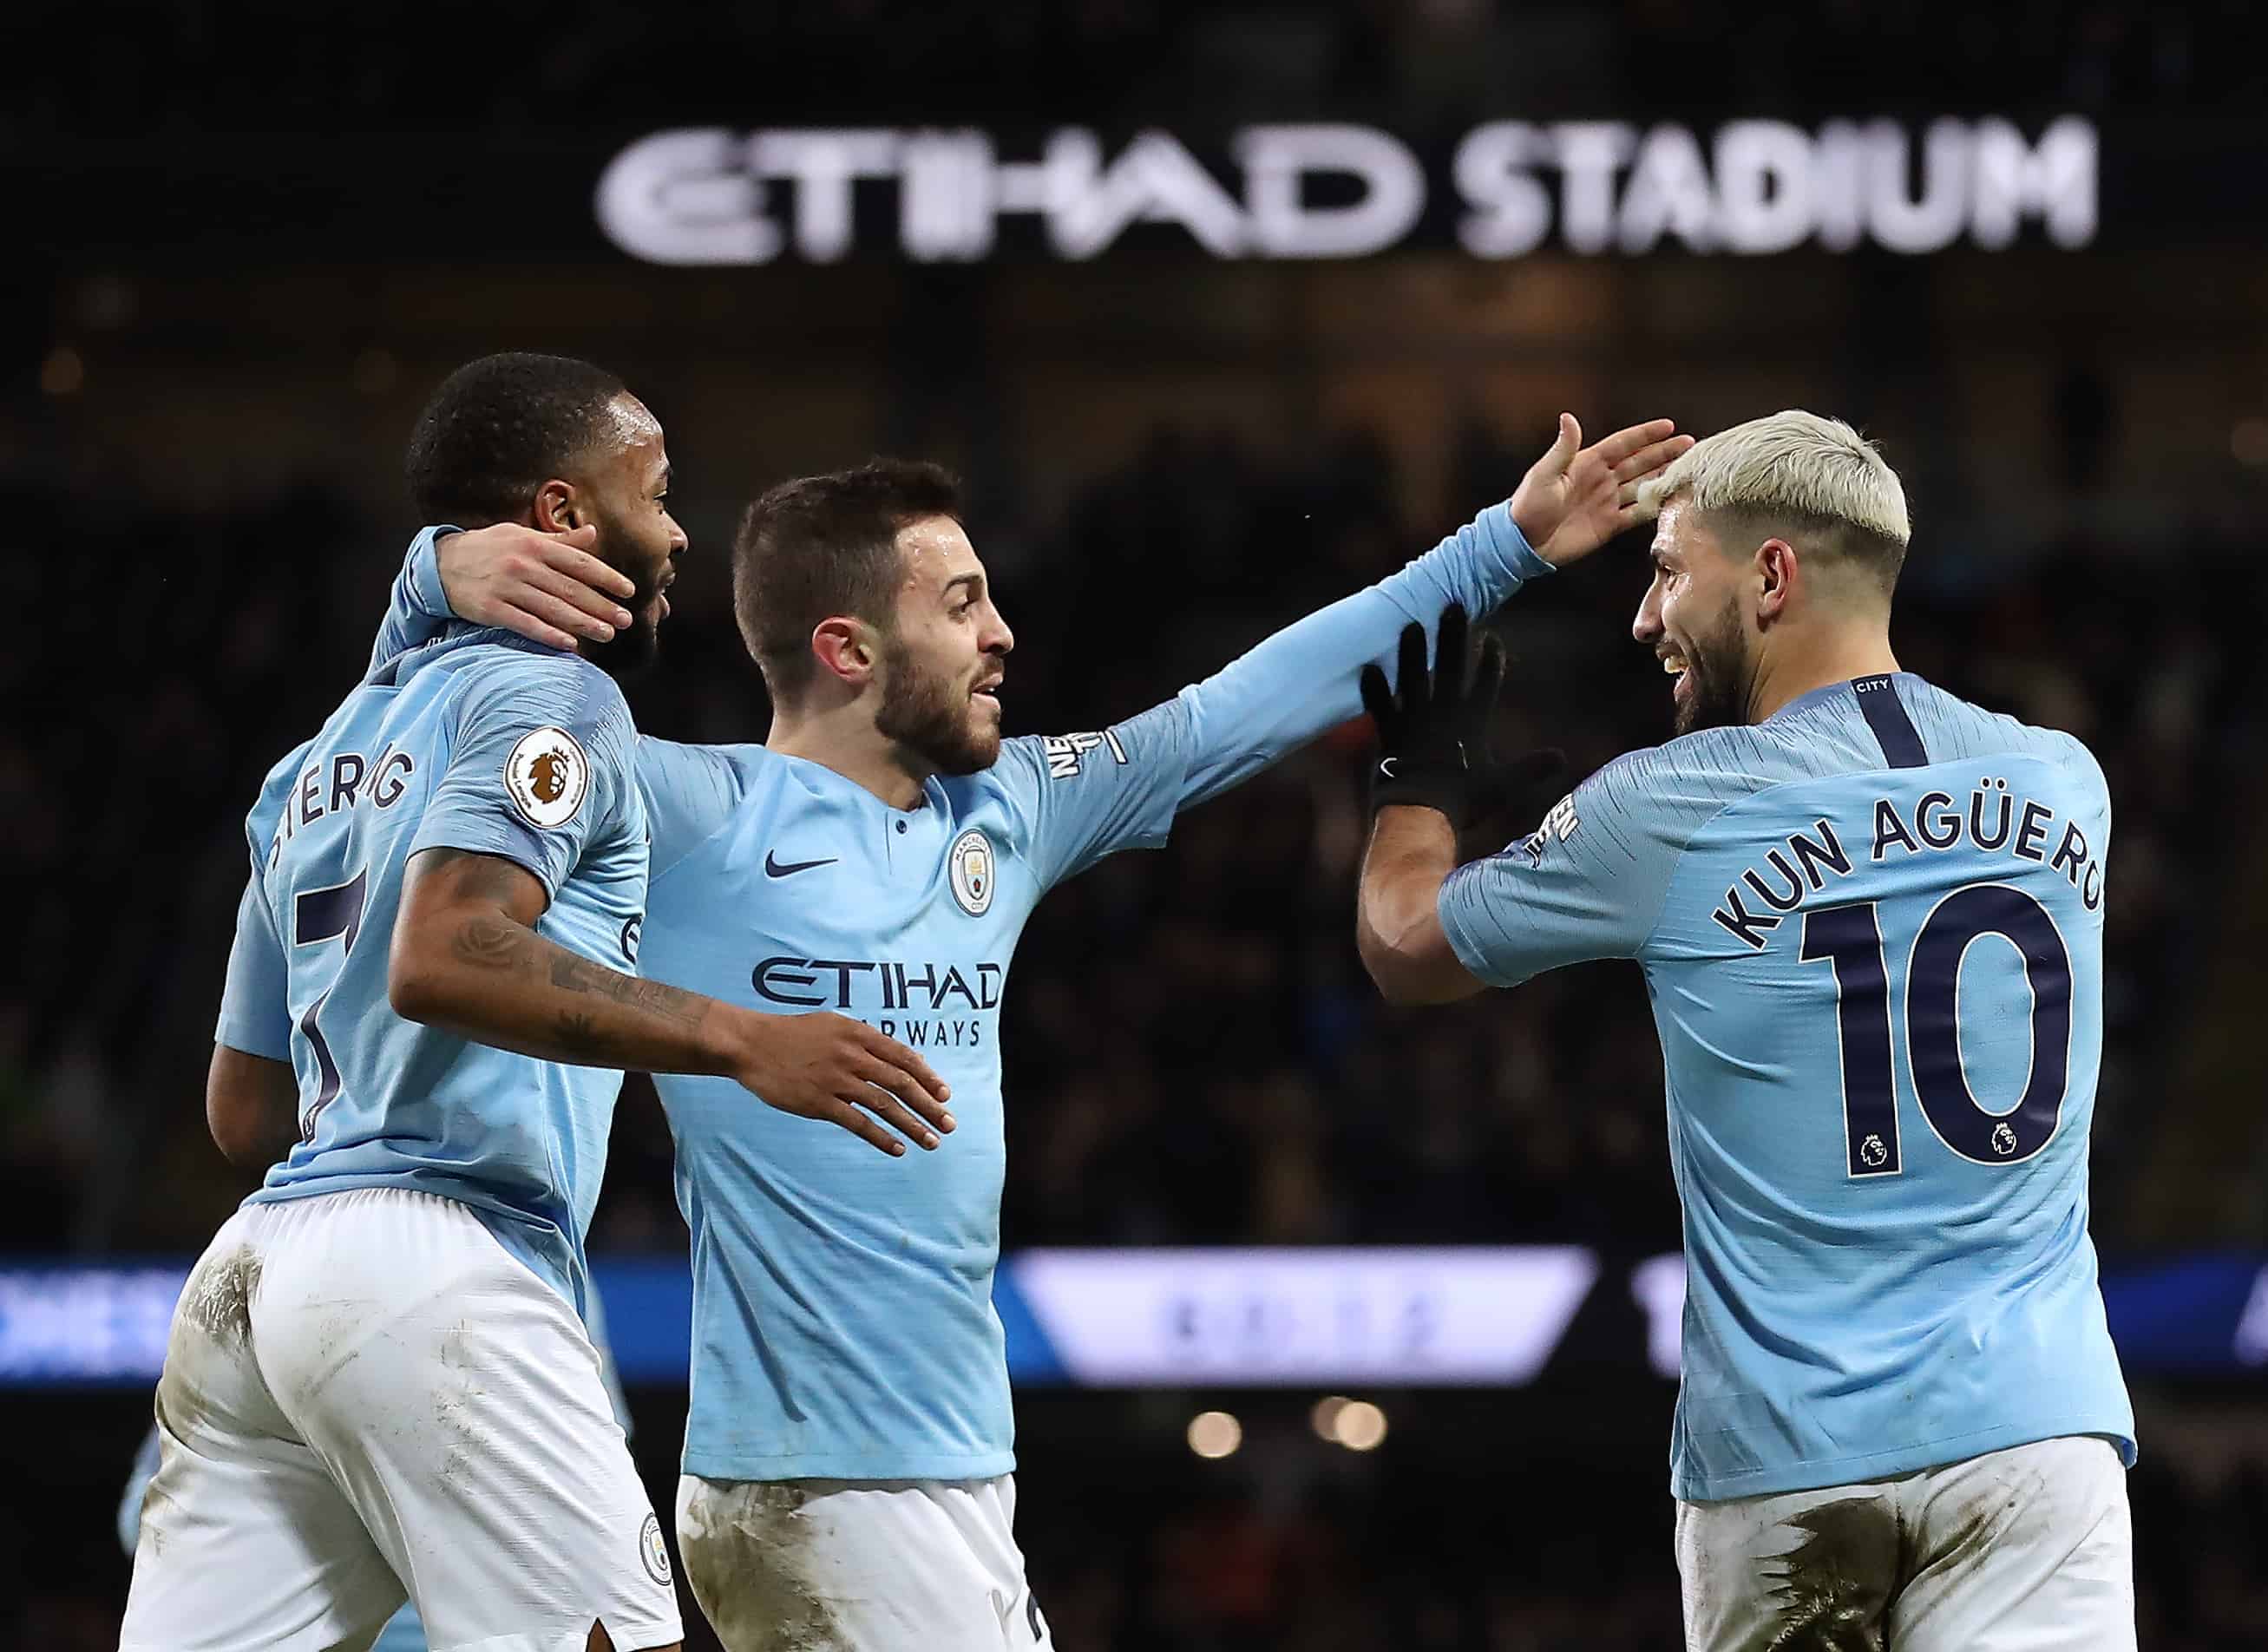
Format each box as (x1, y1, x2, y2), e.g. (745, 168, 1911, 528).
(120, 1188, 682, 1652)
(1674, 1433, 2134, 1652)
(675, 1472, 1052, 1652)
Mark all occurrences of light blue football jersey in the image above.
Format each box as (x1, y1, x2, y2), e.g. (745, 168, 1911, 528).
(376, 507, 1550, 1478)
(1439, 672, 2134, 1501)
(220, 608, 647, 1307)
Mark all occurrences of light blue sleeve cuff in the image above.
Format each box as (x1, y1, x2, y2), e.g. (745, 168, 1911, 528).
(1476, 502, 1554, 586)
(409, 524, 462, 620)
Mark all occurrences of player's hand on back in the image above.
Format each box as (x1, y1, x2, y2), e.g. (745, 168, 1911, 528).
(436, 522, 637, 652)
(727, 1009, 959, 1157)
(1510, 414, 1694, 568)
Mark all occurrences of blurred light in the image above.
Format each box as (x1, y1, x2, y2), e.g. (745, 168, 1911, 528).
(40, 346, 83, 397)
(353, 349, 398, 396)
(1330, 1400, 1388, 1452)
(1310, 1394, 1350, 1439)
(1186, 1410, 1242, 1459)
(2232, 419, 2268, 469)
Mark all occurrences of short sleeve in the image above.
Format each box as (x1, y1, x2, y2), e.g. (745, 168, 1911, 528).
(991, 698, 1196, 889)
(1438, 749, 1705, 989)
(637, 737, 748, 883)
(215, 871, 293, 1060)
(410, 652, 639, 900)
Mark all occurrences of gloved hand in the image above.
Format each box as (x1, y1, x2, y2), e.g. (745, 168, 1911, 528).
(1360, 604, 1561, 834)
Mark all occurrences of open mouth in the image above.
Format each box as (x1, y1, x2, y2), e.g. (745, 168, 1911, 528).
(1661, 650, 1693, 708)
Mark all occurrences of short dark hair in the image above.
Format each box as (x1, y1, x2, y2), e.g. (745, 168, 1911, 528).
(404, 352, 629, 527)
(733, 459, 965, 696)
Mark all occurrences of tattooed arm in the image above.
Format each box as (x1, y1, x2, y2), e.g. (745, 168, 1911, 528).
(388, 848, 956, 1155)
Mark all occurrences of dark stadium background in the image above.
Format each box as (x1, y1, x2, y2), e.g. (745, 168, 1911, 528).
(6, 3, 2268, 1646)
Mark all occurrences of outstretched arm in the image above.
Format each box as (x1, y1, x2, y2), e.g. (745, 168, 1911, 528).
(1003, 417, 1689, 891)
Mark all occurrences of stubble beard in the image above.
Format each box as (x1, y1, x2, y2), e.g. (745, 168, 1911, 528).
(1673, 597, 1751, 737)
(876, 637, 999, 777)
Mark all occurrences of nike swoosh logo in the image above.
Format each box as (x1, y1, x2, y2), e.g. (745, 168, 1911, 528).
(1378, 758, 1399, 779)
(764, 852, 839, 878)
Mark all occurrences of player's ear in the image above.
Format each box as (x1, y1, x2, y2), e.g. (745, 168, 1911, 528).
(1754, 538, 1797, 625)
(533, 480, 580, 534)
(809, 617, 878, 687)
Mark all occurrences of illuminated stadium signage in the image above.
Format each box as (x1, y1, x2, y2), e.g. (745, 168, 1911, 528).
(596, 117, 2097, 265)
(5, 1247, 2262, 1386)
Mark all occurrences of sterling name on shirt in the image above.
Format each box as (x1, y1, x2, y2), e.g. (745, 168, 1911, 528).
(265, 745, 419, 864)
(751, 955, 1005, 1048)
(1710, 775, 2107, 951)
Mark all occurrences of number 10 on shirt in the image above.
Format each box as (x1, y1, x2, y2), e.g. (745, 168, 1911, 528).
(1800, 882, 2075, 1179)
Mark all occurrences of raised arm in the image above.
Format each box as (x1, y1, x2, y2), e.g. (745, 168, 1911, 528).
(390, 847, 954, 1157)
(1000, 417, 1689, 892)
(1354, 610, 1701, 1006)
(1172, 416, 1688, 810)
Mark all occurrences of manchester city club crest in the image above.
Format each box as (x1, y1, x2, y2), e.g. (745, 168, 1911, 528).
(948, 827, 995, 916)
(638, 1511, 672, 1586)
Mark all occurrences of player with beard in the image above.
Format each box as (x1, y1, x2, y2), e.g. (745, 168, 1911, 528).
(124, 355, 953, 1652)
(1356, 410, 2135, 1651)
(366, 420, 1691, 1651)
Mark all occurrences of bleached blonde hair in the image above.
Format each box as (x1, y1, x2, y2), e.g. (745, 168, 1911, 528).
(1640, 410, 1911, 588)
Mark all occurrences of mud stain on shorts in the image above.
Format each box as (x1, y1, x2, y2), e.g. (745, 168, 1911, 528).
(155, 1244, 264, 1447)
(434, 1321, 488, 1499)
(182, 1245, 262, 1347)
(1757, 1497, 1887, 1652)
(678, 1482, 845, 1652)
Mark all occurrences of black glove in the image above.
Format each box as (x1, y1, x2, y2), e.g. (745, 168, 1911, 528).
(1360, 604, 1563, 833)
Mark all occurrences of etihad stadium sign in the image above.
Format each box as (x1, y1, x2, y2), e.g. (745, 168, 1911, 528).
(597, 117, 2097, 266)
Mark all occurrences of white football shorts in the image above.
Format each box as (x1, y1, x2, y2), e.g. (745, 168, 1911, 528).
(676, 1472, 1053, 1652)
(120, 1187, 682, 1652)
(1675, 1433, 2134, 1652)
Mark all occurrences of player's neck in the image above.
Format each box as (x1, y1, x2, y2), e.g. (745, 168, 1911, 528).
(766, 706, 932, 810)
(1746, 625, 1901, 724)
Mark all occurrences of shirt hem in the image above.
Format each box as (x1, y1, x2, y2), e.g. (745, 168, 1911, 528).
(241, 1177, 577, 1298)
(1672, 1413, 2138, 1504)
(681, 1448, 1017, 1484)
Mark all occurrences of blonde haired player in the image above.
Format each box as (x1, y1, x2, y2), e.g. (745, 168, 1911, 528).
(1357, 411, 2135, 1650)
